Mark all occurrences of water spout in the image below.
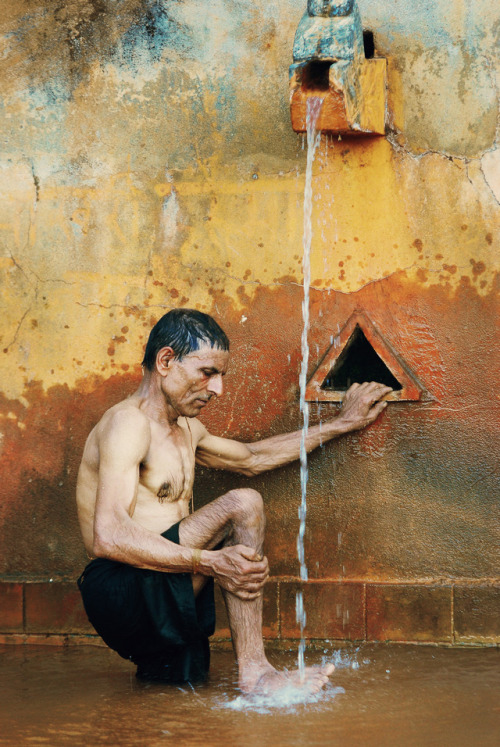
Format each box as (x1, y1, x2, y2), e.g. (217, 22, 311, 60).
(289, 0, 387, 135)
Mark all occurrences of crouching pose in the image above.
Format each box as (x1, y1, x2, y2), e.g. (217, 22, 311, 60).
(76, 308, 390, 695)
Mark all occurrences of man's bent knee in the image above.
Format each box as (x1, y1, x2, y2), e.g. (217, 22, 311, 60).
(227, 487, 263, 515)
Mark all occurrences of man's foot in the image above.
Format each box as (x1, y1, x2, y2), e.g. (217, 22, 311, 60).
(240, 663, 335, 696)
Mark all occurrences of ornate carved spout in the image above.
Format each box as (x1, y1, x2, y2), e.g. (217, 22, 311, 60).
(289, 0, 387, 135)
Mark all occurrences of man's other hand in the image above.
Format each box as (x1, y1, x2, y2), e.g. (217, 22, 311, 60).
(337, 381, 392, 432)
(210, 545, 269, 601)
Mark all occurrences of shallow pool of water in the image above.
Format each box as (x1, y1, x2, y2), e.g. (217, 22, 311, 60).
(1, 643, 498, 746)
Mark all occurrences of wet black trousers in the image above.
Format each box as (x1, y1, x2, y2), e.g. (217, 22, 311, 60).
(77, 522, 215, 684)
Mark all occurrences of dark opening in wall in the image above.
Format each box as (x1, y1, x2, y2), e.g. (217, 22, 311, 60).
(321, 325, 402, 391)
(363, 30, 375, 59)
(302, 60, 332, 91)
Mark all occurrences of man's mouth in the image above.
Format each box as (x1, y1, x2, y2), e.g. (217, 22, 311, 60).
(195, 398, 210, 406)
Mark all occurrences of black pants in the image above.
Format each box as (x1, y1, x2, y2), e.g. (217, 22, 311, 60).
(77, 522, 215, 683)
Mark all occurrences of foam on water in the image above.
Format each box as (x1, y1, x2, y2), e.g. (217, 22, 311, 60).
(223, 681, 346, 714)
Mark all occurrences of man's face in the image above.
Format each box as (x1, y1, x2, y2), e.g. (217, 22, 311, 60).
(163, 345, 229, 418)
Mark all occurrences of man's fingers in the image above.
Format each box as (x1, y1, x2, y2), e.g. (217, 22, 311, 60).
(373, 383, 393, 397)
(243, 570, 269, 586)
(369, 401, 388, 419)
(362, 381, 392, 395)
(243, 560, 268, 577)
(235, 590, 261, 601)
(238, 545, 265, 563)
(244, 571, 269, 584)
(222, 581, 263, 601)
(235, 547, 269, 575)
(345, 381, 392, 397)
(242, 580, 266, 592)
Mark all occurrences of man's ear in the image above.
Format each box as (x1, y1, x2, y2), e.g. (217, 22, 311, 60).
(156, 347, 175, 376)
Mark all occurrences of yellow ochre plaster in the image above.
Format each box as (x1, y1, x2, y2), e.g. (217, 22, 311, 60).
(0, 0, 498, 404)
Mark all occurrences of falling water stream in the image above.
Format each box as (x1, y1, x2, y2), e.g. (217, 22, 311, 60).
(296, 96, 324, 677)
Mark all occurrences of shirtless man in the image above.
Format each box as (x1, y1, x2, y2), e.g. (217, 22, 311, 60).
(77, 308, 391, 695)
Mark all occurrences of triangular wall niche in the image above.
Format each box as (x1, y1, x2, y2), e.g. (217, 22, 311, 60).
(305, 311, 423, 402)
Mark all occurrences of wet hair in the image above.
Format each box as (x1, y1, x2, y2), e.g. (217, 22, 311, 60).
(141, 308, 230, 371)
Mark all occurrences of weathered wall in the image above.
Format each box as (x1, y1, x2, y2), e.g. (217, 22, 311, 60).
(0, 0, 498, 645)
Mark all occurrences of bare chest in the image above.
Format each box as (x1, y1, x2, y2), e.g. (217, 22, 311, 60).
(140, 422, 196, 504)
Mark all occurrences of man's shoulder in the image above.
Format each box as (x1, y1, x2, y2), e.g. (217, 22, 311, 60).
(178, 416, 209, 444)
(97, 399, 151, 439)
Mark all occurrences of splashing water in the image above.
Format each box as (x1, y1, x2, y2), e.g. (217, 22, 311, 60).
(222, 650, 364, 713)
(296, 96, 324, 677)
(223, 682, 346, 714)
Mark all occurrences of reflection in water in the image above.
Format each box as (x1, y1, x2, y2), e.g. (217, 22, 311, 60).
(1, 644, 499, 746)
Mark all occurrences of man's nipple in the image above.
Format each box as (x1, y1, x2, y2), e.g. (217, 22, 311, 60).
(157, 482, 172, 503)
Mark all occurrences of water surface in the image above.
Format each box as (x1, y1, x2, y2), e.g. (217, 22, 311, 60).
(1, 644, 498, 746)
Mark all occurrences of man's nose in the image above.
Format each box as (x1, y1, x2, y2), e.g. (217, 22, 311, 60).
(208, 374, 224, 397)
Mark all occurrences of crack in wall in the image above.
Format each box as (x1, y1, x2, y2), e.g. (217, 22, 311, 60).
(387, 131, 480, 163)
(5, 250, 78, 351)
(388, 132, 500, 203)
(5, 252, 39, 350)
(8, 252, 33, 283)
(479, 151, 500, 205)
(480, 169, 500, 205)
(383, 49, 499, 201)
(76, 301, 169, 311)
(9, 252, 76, 287)
(4, 296, 37, 351)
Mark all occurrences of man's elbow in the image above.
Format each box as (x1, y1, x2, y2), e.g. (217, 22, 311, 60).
(92, 525, 119, 560)
(91, 534, 111, 559)
(233, 445, 263, 476)
(235, 457, 262, 477)
(236, 466, 258, 477)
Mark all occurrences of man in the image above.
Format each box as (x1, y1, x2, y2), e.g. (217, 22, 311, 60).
(77, 308, 390, 695)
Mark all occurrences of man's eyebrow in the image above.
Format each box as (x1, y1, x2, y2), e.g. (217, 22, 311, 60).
(201, 365, 226, 375)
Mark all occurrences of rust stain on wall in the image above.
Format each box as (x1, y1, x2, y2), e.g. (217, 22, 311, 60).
(1, 277, 498, 583)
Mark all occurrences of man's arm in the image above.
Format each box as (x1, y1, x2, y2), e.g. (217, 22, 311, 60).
(195, 381, 392, 476)
(91, 408, 267, 599)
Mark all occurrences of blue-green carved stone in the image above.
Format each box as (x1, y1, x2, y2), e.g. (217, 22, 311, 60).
(307, 0, 355, 17)
(293, 1, 364, 62)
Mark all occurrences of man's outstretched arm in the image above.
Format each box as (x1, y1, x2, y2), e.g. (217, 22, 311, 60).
(195, 381, 392, 476)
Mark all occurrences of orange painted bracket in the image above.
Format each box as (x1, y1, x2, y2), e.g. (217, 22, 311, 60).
(290, 58, 387, 136)
(305, 310, 423, 402)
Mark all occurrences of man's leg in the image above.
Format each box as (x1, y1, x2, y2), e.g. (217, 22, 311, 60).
(178, 488, 333, 694)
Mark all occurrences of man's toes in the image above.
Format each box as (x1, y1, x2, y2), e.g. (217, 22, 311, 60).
(309, 676, 325, 689)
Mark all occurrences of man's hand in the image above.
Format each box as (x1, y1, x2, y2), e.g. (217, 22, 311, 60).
(209, 545, 269, 601)
(337, 382, 392, 432)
